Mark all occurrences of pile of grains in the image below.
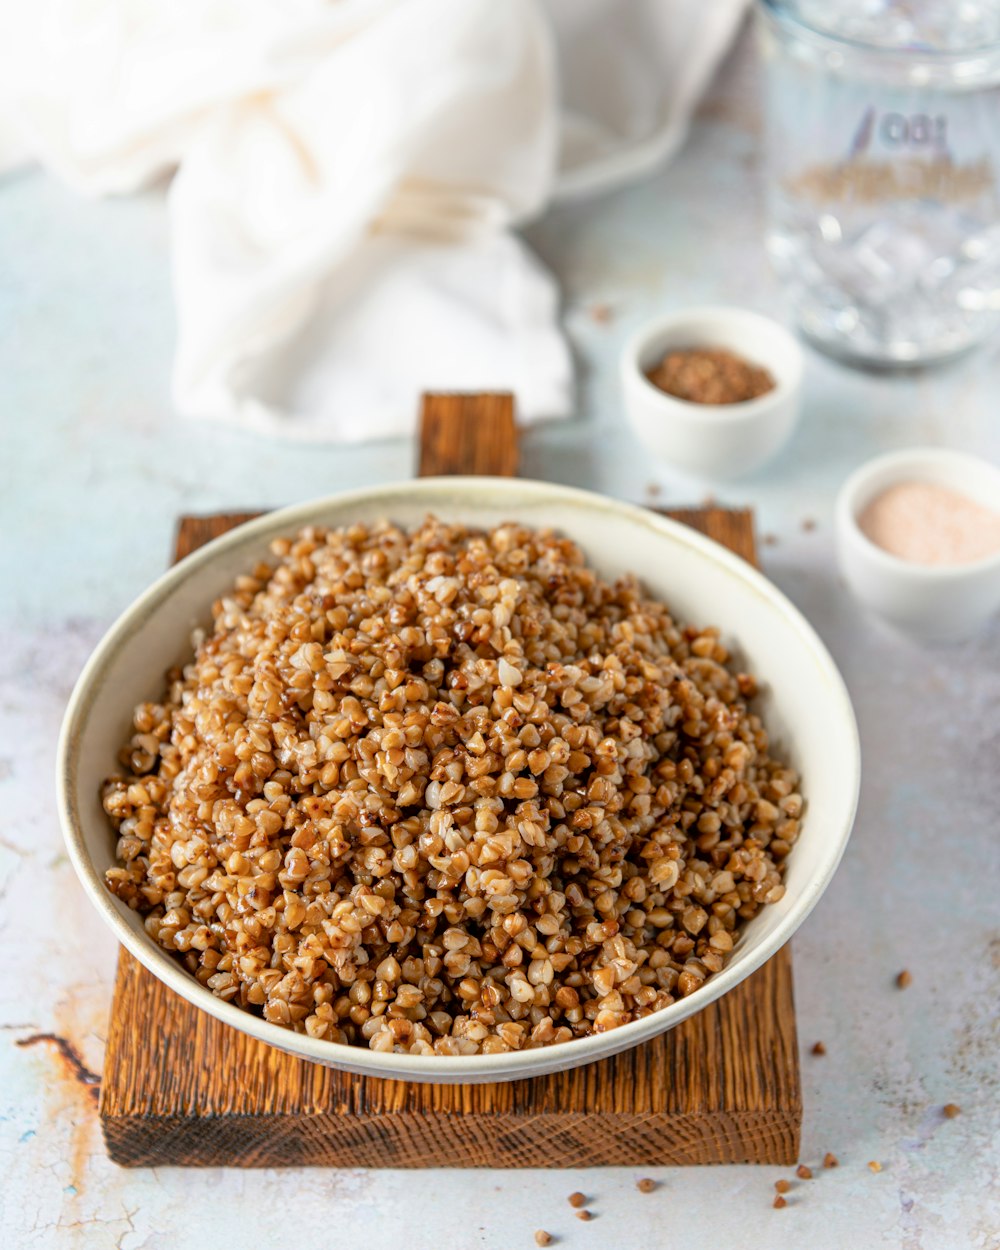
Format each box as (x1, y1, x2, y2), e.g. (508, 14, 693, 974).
(858, 481, 1000, 566)
(645, 347, 776, 405)
(103, 517, 801, 1056)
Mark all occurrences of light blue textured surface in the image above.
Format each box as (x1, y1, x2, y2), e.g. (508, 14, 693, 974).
(1, 30, 998, 1250)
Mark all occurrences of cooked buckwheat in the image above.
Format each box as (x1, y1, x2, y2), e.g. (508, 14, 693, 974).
(103, 517, 801, 1055)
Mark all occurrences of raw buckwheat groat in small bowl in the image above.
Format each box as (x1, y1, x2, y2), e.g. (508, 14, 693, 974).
(103, 516, 801, 1057)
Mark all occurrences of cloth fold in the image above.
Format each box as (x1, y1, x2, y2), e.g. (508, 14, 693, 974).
(0, 0, 746, 441)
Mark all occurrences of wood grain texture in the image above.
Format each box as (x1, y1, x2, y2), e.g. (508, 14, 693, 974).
(418, 392, 518, 478)
(100, 393, 800, 1168)
(103, 942, 798, 1167)
(662, 507, 756, 565)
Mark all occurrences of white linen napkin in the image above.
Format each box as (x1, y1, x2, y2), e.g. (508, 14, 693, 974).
(549, 0, 747, 201)
(0, 0, 746, 442)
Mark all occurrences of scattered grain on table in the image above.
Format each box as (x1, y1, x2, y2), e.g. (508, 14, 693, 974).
(811, 1040, 826, 1055)
(568, 1192, 586, 1209)
(943, 1103, 961, 1119)
(896, 970, 913, 989)
(823, 1152, 839, 1169)
(636, 1178, 657, 1194)
(796, 1164, 812, 1180)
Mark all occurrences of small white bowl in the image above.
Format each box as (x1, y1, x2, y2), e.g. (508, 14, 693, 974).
(836, 447, 1000, 643)
(621, 306, 804, 479)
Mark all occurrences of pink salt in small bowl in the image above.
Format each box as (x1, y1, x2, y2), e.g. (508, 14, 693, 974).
(836, 447, 1000, 642)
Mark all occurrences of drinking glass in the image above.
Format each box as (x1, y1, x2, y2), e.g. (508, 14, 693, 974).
(757, 0, 1000, 365)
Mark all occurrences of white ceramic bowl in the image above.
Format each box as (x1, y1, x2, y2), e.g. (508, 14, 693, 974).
(836, 448, 1000, 643)
(58, 477, 859, 1084)
(621, 306, 804, 479)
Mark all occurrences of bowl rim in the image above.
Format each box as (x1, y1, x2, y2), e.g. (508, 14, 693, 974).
(836, 446, 1000, 581)
(57, 475, 860, 1082)
(622, 305, 805, 422)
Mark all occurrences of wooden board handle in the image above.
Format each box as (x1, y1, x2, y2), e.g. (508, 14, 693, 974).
(418, 392, 518, 478)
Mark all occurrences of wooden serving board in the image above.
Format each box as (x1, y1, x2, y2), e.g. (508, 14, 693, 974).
(99, 394, 801, 1168)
